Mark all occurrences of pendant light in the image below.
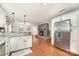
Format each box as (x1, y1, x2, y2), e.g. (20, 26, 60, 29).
(11, 12, 15, 32)
(24, 15, 26, 25)
(20, 14, 26, 32)
(12, 12, 15, 23)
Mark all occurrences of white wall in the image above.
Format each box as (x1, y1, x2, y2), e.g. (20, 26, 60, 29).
(51, 9, 79, 54)
(32, 25, 38, 36)
(50, 19, 55, 45)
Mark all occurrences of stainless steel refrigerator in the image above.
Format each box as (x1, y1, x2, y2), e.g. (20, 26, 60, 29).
(54, 19, 71, 52)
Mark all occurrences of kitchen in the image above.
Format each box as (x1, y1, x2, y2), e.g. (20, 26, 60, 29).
(0, 3, 79, 56)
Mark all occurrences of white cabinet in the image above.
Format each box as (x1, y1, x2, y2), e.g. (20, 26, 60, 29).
(0, 43, 5, 56)
(9, 37, 18, 51)
(16, 36, 32, 50)
(70, 28, 79, 54)
(6, 36, 32, 55)
(72, 12, 79, 26)
(6, 38, 10, 55)
(0, 8, 6, 27)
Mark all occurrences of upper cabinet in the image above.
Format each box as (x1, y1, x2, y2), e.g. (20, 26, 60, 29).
(52, 9, 79, 27)
(0, 8, 6, 27)
(0, 8, 7, 33)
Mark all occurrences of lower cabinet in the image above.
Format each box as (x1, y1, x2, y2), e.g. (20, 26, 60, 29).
(0, 43, 5, 56)
(6, 36, 32, 56)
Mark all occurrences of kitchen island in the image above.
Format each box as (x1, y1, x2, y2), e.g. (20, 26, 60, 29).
(0, 32, 32, 56)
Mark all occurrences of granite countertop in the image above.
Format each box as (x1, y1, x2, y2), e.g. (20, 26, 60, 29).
(5, 32, 32, 37)
(0, 33, 32, 45)
(0, 32, 32, 45)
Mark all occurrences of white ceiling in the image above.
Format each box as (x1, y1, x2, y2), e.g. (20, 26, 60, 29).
(1, 3, 79, 25)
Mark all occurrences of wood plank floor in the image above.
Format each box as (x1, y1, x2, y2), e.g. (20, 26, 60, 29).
(32, 36, 73, 56)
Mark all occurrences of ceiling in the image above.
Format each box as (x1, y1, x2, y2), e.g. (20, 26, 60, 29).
(0, 3, 79, 25)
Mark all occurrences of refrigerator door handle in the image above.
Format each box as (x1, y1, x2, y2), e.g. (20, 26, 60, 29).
(70, 23, 72, 32)
(55, 31, 62, 40)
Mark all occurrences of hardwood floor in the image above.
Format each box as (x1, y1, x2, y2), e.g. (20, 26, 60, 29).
(32, 36, 73, 56)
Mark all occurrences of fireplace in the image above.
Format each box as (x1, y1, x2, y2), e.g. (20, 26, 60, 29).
(38, 23, 50, 37)
(40, 31, 43, 36)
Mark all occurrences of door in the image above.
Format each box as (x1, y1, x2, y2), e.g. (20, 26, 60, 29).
(54, 19, 71, 52)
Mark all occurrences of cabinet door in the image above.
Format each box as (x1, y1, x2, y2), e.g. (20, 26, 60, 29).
(26, 36, 32, 48)
(10, 37, 27, 51)
(9, 37, 18, 51)
(18, 36, 32, 49)
(6, 39, 10, 55)
(9, 36, 32, 52)
(0, 43, 5, 56)
(70, 28, 79, 54)
(17, 37, 27, 49)
(72, 14, 79, 26)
